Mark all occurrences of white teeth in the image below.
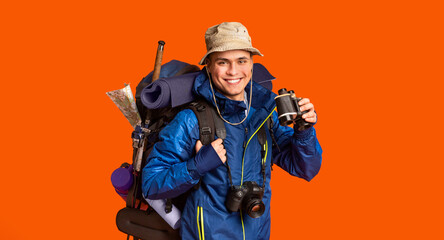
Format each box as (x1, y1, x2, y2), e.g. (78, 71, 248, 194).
(227, 79, 240, 83)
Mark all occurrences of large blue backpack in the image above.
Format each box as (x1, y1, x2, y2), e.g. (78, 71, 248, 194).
(112, 60, 275, 240)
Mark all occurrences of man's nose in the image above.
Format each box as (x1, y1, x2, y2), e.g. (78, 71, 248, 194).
(226, 63, 238, 75)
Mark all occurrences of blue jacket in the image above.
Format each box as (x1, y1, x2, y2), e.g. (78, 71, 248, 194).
(142, 71, 322, 240)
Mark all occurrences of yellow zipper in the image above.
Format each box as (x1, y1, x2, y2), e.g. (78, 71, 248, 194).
(240, 108, 275, 186)
(240, 108, 275, 240)
(197, 206, 205, 240)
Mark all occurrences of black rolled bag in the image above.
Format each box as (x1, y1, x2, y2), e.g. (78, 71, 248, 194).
(116, 207, 180, 240)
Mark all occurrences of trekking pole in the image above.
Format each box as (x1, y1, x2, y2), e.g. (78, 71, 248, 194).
(132, 40, 166, 173)
(152, 40, 165, 81)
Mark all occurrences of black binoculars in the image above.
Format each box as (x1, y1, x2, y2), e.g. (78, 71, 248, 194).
(225, 181, 265, 218)
(275, 88, 313, 131)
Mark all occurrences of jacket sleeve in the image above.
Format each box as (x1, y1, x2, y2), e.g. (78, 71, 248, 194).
(142, 109, 201, 200)
(270, 111, 323, 181)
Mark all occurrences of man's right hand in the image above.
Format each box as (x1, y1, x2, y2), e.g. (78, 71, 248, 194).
(195, 138, 227, 163)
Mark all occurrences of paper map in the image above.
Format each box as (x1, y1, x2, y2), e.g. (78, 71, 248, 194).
(106, 84, 141, 129)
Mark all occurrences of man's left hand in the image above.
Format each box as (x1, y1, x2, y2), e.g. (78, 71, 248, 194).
(298, 98, 317, 123)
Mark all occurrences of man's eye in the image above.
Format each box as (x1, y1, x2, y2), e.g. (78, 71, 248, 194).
(239, 60, 248, 64)
(217, 61, 226, 65)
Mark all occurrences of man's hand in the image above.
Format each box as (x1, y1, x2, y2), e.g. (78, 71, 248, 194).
(195, 138, 227, 163)
(298, 98, 317, 124)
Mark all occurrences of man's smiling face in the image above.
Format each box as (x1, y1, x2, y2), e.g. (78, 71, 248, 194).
(206, 50, 253, 101)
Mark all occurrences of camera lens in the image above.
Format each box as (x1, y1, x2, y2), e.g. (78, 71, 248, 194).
(244, 198, 265, 218)
(251, 205, 261, 212)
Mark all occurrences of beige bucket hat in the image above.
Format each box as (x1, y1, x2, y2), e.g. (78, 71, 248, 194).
(199, 22, 263, 65)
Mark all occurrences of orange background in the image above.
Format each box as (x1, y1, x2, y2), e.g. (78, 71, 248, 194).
(1, 0, 443, 239)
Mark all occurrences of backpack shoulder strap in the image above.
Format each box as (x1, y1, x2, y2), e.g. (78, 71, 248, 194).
(165, 99, 226, 207)
(188, 99, 223, 145)
(210, 105, 226, 140)
(189, 99, 229, 187)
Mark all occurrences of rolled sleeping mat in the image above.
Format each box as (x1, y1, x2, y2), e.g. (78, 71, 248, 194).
(140, 72, 200, 109)
(135, 60, 200, 108)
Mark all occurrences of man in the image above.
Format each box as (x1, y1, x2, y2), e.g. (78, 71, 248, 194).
(142, 22, 322, 240)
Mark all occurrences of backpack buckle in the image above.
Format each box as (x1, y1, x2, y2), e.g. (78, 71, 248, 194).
(196, 104, 206, 112)
(131, 125, 146, 148)
(201, 127, 211, 135)
(190, 102, 206, 112)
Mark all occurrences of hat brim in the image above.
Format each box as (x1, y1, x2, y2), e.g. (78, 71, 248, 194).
(198, 47, 263, 65)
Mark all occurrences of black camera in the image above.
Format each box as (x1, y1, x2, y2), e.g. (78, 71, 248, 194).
(275, 88, 313, 131)
(225, 181, 265, 218)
